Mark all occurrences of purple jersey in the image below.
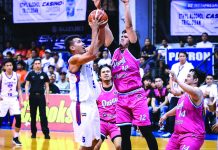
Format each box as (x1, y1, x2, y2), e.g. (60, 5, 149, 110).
(174, 93, 205, 137)
(112, 48, 142, 93)
(153, 87, 168, 103)
(144, 88, 152, 98)
(97, 84, 118, 123)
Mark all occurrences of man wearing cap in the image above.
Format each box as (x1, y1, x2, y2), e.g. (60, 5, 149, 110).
(41, 49, 55, 72)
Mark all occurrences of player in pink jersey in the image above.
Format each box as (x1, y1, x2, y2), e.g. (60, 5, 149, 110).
(159, 69, 206, 150)
(92, 0, 158, 149)
(94, 64, 121, 150)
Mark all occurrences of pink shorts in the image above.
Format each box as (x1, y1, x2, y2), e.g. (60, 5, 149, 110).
(166, 133, 204, 150)
(116, 88, 151, 126)
(100, 120, 121, 141)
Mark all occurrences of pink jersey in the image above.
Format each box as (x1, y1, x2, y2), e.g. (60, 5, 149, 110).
(97, 84, 118, 123)
(112, 48, 142, 93)
(174, 93, 205, 137)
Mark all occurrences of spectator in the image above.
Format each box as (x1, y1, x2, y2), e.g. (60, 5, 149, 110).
(56, 72, 70, 94)
(93, 61, 99, 81)
(26, 41, 39, 59)
(157, 39, 172, 61)
(179, 39, 185, 48)
(38, 44, 46, 58)
(207, 95, 218, 133)
(149, 76, 168, 131)
(41, 49, 55, 73)
(142, 76, 153, 106)
(53, 52, 65, 72)
(48, 73, 60, 94)
(3, 41, 15, 57)
(140, 56, 150, 76)
(184, 35, 195, 48)
(15, 43, 27, 59)
(141, 38, 156, 59)
(196, 32, 213, 48)
(97, 49, 112, 67)
(16, 61, 27, 86)
(26, 49, 39, 71)
(200, 74, 217, 133)
(47, 65, 59, 82)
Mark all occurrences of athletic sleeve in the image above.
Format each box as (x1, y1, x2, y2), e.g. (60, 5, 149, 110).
(107, 40, 119, 56)
(128, 39, 141, 59)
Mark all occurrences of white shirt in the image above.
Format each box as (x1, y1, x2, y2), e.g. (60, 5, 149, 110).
(158, 45, 172, 57)
(200, 84, 217, 106)
(171, 61, 194, 94)
(56, 80, 70, 93)
(196, 41, 213, 48)
(41, 57, 55, 72)
(3, 47, 15, 57)
(97, 58, 112, 67)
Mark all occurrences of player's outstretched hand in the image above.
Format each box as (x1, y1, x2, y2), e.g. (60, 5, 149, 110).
(169, 70, 178, 83)
(92, 0, 101, 9)
(121, 0, 129, 5)
(159, 114, 167, 127)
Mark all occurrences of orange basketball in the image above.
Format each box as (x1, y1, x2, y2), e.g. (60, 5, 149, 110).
(88, 9, 108, 28)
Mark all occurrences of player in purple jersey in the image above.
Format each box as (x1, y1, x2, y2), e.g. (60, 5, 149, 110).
(95, 64, 121, 150)
(159, 69, 206, 150)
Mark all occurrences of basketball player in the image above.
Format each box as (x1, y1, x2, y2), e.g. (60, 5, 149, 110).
(159, 69, 206, 150)
(0, 59, 24, 146)
(93, 0, 158, 149)
(94, 65, 121, 150)
(66, 14, 105, 149)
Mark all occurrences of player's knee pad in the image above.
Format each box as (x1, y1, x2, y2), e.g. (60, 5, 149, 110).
(14, 115, 21, 128)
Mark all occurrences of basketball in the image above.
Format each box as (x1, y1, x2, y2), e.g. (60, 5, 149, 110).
(88, 9, 108, 28)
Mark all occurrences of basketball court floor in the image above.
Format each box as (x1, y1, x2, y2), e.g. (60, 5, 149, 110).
(0, 129, 217, 150)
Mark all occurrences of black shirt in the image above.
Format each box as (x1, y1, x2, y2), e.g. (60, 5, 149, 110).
(26, 71, 49, 94)
(49, 83, 60, 94)
(107, 39, 141, 59)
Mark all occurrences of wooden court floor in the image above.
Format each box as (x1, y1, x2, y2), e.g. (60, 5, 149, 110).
(0, 130, 217, 150)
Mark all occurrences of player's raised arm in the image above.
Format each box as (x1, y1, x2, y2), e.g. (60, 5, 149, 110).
(122, 0, 137, 43)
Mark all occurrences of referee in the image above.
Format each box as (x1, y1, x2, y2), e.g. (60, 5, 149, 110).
(25, 58, 50, 139)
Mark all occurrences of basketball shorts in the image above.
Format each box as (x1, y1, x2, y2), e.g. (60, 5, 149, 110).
(116, 88, 151, 126)
(100, 120, 121, 141)
(70, 100, 100, 147)
(166, 133, 204, 150)
(0, 97, 21, 117)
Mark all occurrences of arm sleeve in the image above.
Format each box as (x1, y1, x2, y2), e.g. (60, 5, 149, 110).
(128, 39, 141, 59)
(107, 40, 119, 56)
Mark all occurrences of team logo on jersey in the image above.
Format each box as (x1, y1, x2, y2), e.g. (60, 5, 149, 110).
(40, 76, 44, 79)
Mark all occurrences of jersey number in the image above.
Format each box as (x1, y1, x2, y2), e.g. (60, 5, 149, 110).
(140, 114, 146, 121)
(82, 136, 86, 143)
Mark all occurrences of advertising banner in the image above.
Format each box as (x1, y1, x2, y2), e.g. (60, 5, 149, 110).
(166, 48, 214, 74)
(171, 1, 218, 35)
(21, 94, 73, 132)
(13, 0, 87, 23)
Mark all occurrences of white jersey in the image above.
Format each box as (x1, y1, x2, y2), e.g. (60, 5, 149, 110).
(0, 71, 18, 97)
(68, 61, 101, 102)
